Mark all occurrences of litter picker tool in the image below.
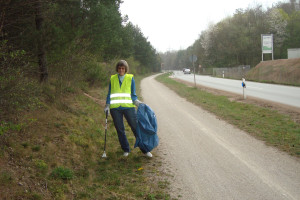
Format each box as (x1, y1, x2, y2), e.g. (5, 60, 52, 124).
(102, 111, 108, 158)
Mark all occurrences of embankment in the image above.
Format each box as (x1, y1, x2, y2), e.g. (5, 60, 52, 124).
(246, 58, 300, 85)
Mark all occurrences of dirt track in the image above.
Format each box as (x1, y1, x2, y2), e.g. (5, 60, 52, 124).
(141, 74, 300, 200)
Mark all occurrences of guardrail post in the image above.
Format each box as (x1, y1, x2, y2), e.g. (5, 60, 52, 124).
(242, 78, 246, 99)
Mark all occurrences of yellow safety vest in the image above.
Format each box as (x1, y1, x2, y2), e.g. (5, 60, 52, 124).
(110, 74, 135, 109)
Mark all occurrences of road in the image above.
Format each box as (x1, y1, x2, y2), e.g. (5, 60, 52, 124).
(172, 71, 300, 108)
(141, 74, 300, 200)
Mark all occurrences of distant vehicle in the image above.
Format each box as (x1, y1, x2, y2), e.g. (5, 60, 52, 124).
(183, 68, 191, 74)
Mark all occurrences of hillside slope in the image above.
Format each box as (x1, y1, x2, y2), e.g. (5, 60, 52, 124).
(0, 88, 170, 199)
(246, 58, 300, 85)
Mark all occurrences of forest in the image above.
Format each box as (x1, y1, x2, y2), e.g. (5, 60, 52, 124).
(160, 0, 300, 72)
(0, 0, 161, 120)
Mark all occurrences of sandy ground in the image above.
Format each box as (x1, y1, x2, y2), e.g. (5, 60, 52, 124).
(141, 74, 300, 200)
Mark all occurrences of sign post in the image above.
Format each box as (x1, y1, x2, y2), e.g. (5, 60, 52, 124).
(261, 34, 274, 61)
(189, 55, 197, 87)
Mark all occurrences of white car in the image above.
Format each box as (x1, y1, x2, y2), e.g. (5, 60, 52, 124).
(183, 68, 191, 74)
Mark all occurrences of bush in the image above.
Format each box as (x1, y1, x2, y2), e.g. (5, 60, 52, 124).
(50, 166, 74, 180)
(0, 41, 41, 119)
(84, 61, 109, 86)
(34, 159, 48, 174)
(0, 121, 24, 135)
(124, 56, 141, 75)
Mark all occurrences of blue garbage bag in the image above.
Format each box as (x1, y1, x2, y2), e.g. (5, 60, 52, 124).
(134, 103, 159, 152)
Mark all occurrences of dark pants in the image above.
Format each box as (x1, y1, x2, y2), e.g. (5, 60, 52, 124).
(110, 108, 146, 153)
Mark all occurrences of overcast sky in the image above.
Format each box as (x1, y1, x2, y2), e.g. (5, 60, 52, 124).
(120, 0, 285, 53)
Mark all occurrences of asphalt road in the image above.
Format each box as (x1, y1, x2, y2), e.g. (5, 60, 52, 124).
(172, 71, 300, 108)
(141, 74, 300, 200)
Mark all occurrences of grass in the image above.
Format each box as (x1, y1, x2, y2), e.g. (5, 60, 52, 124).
(50, 166, 74, 180)
(156, 72, 300, 157)
(0, 171, 13, 186)
(0, 74, 172, 199)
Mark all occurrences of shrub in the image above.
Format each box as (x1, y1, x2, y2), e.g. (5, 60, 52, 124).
(34, 159, 48, 174)
(0, 41, 41, 119)
(31, 145, 41, 152)
(50, 166, 74, 180)
(0, 121, 24, 135)
(84, 61, 109, 86)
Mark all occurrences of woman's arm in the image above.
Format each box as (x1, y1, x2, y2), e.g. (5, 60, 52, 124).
(106, 83, 111, 104)
(131, 77, 138, 102)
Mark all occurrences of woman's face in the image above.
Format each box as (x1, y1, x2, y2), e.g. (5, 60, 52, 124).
(118, 66, 126, 76)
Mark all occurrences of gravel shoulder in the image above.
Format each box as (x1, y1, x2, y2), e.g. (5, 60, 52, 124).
(142, 74, 300, 200)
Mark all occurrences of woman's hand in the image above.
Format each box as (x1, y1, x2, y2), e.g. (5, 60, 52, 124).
(104, 104, 110, 115)
(134, 100, 143, 107)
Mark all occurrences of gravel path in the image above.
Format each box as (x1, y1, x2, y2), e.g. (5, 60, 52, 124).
(141, 74, 300, 200)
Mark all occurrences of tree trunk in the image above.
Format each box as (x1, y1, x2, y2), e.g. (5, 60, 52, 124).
(35, 0, 48, 83)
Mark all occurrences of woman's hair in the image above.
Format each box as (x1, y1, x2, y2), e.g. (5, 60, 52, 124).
(115, 60, 129, 73)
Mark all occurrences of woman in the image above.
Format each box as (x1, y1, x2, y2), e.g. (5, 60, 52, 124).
(104, 60, 153, 157)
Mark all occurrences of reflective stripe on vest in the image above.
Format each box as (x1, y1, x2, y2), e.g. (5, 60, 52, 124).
(110, 93, 131, 98)
(110, 100, 133, 104)
(110, 74, 135, 109)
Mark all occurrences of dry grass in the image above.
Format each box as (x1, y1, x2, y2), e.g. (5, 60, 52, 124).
(246, 58, 300, 85)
